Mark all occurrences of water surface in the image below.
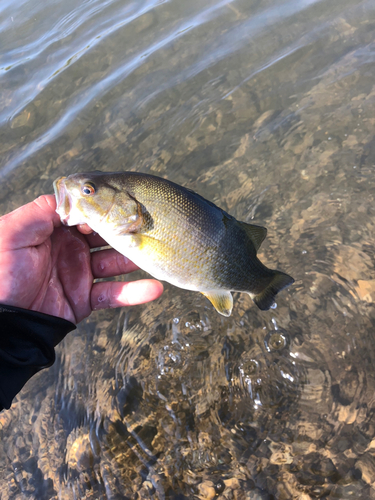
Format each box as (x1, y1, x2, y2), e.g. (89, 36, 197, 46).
(1, 0, 375, 498)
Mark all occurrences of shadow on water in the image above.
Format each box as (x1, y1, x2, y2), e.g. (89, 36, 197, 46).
(1, 0, 375, 498)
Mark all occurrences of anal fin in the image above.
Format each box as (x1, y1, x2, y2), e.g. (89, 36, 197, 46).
(201, 291, 233, 317)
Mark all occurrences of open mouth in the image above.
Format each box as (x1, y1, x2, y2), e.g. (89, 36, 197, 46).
(53, 177, 71, 224)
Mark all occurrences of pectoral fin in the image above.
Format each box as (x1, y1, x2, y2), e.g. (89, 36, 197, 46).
(201, 291, 233, 317)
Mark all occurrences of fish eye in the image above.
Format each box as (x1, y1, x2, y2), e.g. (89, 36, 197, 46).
(81, 182, 96, 196)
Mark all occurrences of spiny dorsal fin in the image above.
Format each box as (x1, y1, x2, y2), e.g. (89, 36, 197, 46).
(201, 291, 233, 317)
(252, 271, 294, 310)
(237, 222, 267, 252)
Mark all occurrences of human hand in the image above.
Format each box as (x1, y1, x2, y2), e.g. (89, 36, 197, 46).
(0, 195, 163, 324)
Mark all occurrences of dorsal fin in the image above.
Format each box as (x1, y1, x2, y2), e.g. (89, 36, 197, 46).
(237, 222, 267, 252)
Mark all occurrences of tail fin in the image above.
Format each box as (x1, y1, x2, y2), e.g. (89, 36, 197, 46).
(253, 271, 294, 310)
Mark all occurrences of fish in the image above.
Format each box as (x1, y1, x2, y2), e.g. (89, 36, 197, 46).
(53, 171, 294, 316)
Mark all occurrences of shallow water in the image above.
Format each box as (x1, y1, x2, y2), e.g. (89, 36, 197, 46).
(1, 0, 375, 498)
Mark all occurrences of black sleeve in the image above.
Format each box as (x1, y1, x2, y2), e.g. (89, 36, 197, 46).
(0, 304, 76, 411)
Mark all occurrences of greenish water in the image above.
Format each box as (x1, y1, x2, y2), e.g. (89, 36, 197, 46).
(1, 0, 375, 498)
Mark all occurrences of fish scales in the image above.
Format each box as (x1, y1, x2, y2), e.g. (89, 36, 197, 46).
(54, 171, 294, 316)
(107, 173, 233, 290)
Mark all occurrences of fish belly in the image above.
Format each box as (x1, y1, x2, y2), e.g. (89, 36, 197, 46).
(101, 230, 209, 292)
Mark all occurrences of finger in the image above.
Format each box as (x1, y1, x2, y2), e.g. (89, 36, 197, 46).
(77, 223, 94, 235)
(91, 279, 164, 310)
(91, 248, 139, 278)
(0, 195, 60, 251)
(85, 232, 109, 248)
(76, 224, 108, 247)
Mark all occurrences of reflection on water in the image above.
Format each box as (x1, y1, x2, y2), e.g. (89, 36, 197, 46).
(1, 0, 375, 497)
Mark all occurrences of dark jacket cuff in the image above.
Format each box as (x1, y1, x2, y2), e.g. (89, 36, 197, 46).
(0, 304, 76, 410)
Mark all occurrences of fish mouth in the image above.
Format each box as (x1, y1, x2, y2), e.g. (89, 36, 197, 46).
(53, 177, 71, 224)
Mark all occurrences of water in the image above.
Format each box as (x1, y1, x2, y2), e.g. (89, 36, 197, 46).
(1, 0, 375, 498)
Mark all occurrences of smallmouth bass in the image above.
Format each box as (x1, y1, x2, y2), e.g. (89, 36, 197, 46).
(53, 171, 294, 316)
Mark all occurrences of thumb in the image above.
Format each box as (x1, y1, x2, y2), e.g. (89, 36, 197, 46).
(0, 195, 61, 251)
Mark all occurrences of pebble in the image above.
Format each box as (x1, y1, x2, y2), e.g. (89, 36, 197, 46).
(198, 481, 216, 499)
(224, 477, 241, 490)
